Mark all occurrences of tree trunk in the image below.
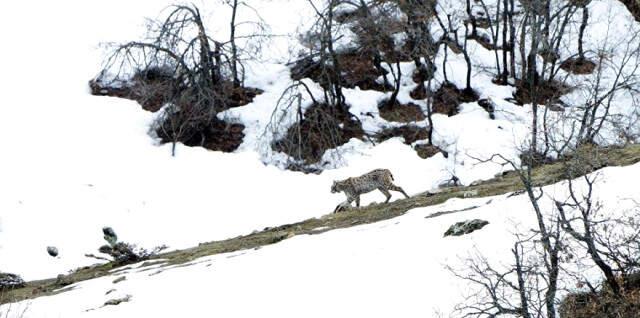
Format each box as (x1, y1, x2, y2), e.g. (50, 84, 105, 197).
(230, 0, 240, 87)
(501, 0, 509, 83)
(578, 5, 589, 60)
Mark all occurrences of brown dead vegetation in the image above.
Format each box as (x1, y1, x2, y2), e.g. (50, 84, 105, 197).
(559, 273, 640, 318)
(90, 67, 261, 154)
(290, 52, 393, 92)
(90, 72, 261, 113)
(513, 79, 571, 105)
(156, 117, 246, 153)
(89, 68, 177, 112)
(374, 125, 429, 144)
(414, 144, 447, 159)
(560, 57, 597, 75)
(378, 100, 426, 122)
(410, 83, 428, 100)
(272, 103, 364, 164)
(432, 82, 479, 116)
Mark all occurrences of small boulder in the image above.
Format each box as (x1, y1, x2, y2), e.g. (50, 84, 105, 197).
(47, 246, 59, 257)
(104, 295, 132, 306)
(102, 227, 118, 246)
(0, 272, 26, 290)
(444, 219, 489, 237)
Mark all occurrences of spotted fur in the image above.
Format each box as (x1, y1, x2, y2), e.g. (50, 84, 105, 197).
(331, 169, 409, 212)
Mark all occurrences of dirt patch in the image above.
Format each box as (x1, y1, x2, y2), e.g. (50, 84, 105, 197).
(560, 57, 597, 75)
(290, 52, 393, 92)
(155, 116, 245, 153)
(90, 68, 261, 113)
(513, 79, 571, 106)
(379, 100, 426, 122)
(89, 72, 178, 112)
(91, 67, 261, 154)
(432, 82, 479, 116)
(272, 103, 364, 164)
(374, 125, 429, 144)
(410, 83, 427, 100)
(414, 144, 446, 159)
(412, 63, 437, 84)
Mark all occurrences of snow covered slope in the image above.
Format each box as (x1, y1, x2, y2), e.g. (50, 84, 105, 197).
(0, 0, 522, 280)
(2, 162, 638, 318)
(0, 0, 639, 316)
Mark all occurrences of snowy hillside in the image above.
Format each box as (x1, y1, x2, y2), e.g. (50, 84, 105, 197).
(1, 0, 640, 317)
(1, 162, 639, 317)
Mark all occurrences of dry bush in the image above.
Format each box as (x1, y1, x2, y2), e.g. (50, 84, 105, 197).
(414, 144, 447, 158)
(559, 57, 597, 75)
(378, 100, 426, 122)
(560, 275, 640, 318)
(290, 51, 392, 92)
(513, 79, 571, 105)
(374, 125, 429, 144)
(92, 4, 263, 155)
(432, 82, 479, 116)
(272, 103, 364, 164)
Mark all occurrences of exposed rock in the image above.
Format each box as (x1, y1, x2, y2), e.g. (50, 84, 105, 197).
(102, 227, 118, 246)
(47, 246, 59, 257)
(444, 219, 489, 237)
(104, 295, 132, 306)
(0, 272, 25, 290)
(55, 274, 74, 287)
(99, 242, 143, 265)
(477, 98, 496, 119)
(438, 175, 461, 188)
(112, 276, 126, 284)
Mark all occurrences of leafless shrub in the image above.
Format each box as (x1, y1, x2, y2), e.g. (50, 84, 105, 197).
(93, 4, 264, 156)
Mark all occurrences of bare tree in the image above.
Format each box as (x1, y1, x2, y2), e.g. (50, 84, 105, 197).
(93, 4, 267, 156)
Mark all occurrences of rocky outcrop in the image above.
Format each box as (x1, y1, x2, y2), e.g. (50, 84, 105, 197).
(444, 219, 489, 237)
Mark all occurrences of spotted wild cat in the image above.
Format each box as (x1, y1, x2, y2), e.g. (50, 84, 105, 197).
(331, 169, 409, 212)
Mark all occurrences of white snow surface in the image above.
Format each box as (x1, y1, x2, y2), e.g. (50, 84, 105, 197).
(1, 163, 639, 318)
(0, 0, 639, 316)
(0, 0, 526, 281)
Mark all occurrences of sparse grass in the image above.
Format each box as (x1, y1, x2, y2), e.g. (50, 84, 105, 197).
(2, 144, 640, 305)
